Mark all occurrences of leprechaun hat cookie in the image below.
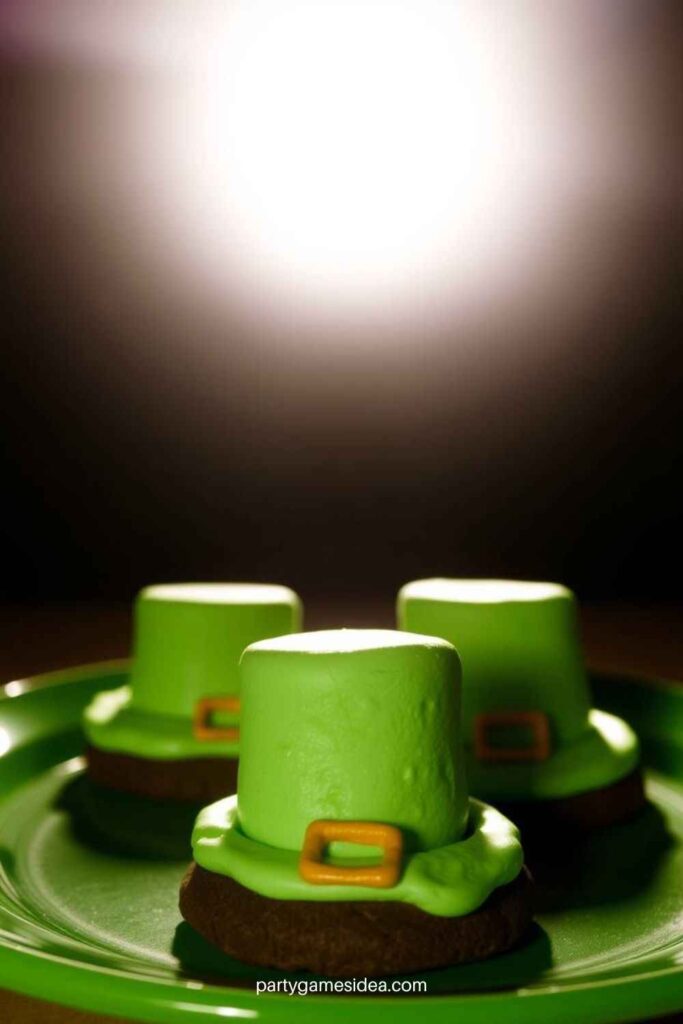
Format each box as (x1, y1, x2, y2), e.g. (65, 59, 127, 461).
(398, 580, 645, 832)
(179, 629, 532, 976)
(83, 583, 302, 802)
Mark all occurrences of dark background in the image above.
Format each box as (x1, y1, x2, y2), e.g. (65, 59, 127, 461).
(1, 1, 682, 610)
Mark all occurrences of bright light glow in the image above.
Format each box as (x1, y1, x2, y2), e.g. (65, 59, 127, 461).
(2, 2, 659, 338)
(172, 1000, 256, 1019)
(0, 728, 11, 757)
(167, 0, 544, 320)
(4, 680, 27, 698)
(143, 583, 297, 605)
(589, 710, 635, 755)
(401, 579, 568, 604)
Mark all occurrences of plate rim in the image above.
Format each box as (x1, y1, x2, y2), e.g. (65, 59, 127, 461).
(0, 660, 682, 1024)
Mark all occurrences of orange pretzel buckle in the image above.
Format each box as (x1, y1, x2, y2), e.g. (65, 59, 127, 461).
(299, 820, 403, 889)
(193, 695, 240, 743)
(474, 710, 551, 763)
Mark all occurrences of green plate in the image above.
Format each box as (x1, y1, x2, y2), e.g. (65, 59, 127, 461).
(1, 663, 683, 1024)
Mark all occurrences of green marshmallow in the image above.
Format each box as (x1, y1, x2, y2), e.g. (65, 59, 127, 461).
(191, 628, 524, 915)
(238, 628, 468, 854)
(397, 579, 640, 800)
(130, 584, 302, 718)
(83, 583, 302, 760)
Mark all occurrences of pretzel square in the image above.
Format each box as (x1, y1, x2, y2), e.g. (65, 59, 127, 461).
(193, 695, 240, 742)
(474, 710, 551, 762)
(299, 820, 403, 888)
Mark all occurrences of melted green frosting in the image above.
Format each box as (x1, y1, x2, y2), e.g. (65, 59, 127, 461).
(83, 582, 301, 760)
(237, 629, 468, 854)
(192, 795, 523, 917)
(467, 709, 638, 800)
(191, 628, 523, 915)
(83, 684, 238, 758)
(398, 579, 640, 799)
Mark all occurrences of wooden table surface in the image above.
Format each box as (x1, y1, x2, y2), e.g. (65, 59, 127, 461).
(1, 599, 682, 1024)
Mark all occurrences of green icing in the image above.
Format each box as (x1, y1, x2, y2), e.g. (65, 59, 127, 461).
(237, 629, 469, 855)
(467, 710, 639, 800)
(191, 627, 524, 914)
(398, 578, 640, 799)
(192, 795, 523, 917)
(131, 583, 302, 718)
(83, 685, 240, 759)
(82, 583, 301, 760)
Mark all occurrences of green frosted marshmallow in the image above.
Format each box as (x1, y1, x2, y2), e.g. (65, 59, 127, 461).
(238, 629, 468, 854)
(130, 584, 301, 718)
(399, 580, 589, 744)
(397, 579, 639, 800)
(83, 583, 302, 760)
(191, 628, 525, 915)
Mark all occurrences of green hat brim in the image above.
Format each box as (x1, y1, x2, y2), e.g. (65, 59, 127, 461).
(191, 796, 523, 918)
(466, 709, 639, 802)
(83, 686, 239, 760)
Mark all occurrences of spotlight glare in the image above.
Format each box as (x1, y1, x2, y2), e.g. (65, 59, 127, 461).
(170, 0, 541, 319)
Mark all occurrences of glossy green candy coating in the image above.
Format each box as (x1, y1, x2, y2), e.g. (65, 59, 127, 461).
(192, 795, 523, 917)
(397, 579, 640, 799)
(85, 685, 234, 759)
(191, 627, 525, 915)
(399, 581, 589, 744)
(131, 584, 301, 718)
(3, 662, 683, 1022)
(237, 629, 468, 854)
(84, 583, 302, 760)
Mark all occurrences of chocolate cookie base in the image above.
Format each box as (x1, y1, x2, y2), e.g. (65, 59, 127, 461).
(497, 767, 646, 837)
(179, 862, 534, 977)
(85, 745, 238, 803)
